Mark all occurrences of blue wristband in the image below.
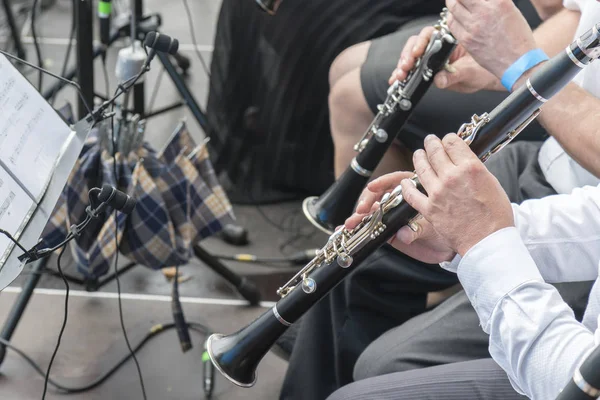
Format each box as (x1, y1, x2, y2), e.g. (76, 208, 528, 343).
(500, 49, 549, 91)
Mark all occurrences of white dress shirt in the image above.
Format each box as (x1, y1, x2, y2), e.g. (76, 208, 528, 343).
(435, 1, 600, 398)
(537, 0, 600, 194)
(441, 185, 600, 399)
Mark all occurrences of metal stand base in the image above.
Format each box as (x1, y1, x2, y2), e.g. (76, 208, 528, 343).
(0, 243, 261, 368)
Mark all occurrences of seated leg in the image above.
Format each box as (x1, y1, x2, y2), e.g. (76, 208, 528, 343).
(328, 359, 527, 400)
(329, 41, 372, 88)
(353, 290, 489, 381)
(329, 69, 413, 178)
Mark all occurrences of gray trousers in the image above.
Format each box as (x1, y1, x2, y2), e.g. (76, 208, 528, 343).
(326, 142, 594, 400)
(329, 358, 526, 400)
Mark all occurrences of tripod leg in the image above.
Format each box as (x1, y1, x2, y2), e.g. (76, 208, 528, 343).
(2, 0, 26, 60)
(193, 244, 261, 306)
(132, 0, 145, 115)
(75, 0, 95, 119)
(156, 51, 212, 134)
(0, 258, 47, 366)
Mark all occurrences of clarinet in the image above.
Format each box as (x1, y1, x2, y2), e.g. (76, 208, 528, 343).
(302, 10, 457, 234)
(206, 24, 600, 388)
(556, 345, 600, 399)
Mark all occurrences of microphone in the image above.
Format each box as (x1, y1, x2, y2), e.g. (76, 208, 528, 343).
(97, 184, 137, 214)
(92, 31, 180, 122)
(136, 32, 180, 74)
(98, 0, 112, 49)
(0, 49, 94, 117)
(143, 32, 179, 56)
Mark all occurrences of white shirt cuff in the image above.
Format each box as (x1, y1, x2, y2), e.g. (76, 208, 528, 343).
(440, 205, 522, 274)
(456, 227, 545, 330)
(439, 254, 461, 273)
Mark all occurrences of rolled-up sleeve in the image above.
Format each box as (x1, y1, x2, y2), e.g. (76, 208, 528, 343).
(456, 227, 598, 399)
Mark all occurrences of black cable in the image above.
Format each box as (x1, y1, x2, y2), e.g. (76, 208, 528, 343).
(210, 249, 318, 265)
(113, 235, 148, 400)
(102, 57, 110, 103)
(50, 0, 76, 106)
(181, 0, 211, 78)
(0, 322, 209, 394)
(41, 244, 69, 400)
(147, 67, 165, 112)
(0, 228, 34, 257)
(30, 0, 43, 90)
(110, 90, 148, 400)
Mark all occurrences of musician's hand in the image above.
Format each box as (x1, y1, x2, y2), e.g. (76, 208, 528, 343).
(389, 26, 437, 83)
(345, 171, 413, 234)
(445, 0, 536, 83)
(389, 28, 502, 93)
(345, 171, 456, 264)
(434, 52, 504, 93)
(401, 134, 514, 256)
(391, 220, 457, 264)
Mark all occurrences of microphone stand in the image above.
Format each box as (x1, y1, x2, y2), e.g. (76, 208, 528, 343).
(0, 27, 259, 400)
(45, 0, 211, 133)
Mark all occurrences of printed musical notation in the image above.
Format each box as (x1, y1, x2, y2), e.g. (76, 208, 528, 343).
(0, 53, 72, 263)
(0, 169, 34, 263)
(0, 55, 71, 200)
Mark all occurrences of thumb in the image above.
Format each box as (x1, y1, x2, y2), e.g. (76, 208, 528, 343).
(396, 225, 420, 244)
(434, 59, 467, 89)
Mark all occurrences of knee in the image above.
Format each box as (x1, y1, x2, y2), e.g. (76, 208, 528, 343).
(329, 47, 355, 88)
(328, 70, 370, 136)
(329, 41, 369, 88)
(353, 337, 418, 381)
(328, 74, 354, 120)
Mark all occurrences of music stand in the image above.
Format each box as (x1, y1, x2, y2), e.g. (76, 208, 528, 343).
(0, 116, 92, 289)
(0, 72, 94, 360)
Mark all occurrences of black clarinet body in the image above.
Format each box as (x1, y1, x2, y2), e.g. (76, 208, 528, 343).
(207, 24, 600, 389)
(303, 10, 457, 234)
(556, 345, 600, 400)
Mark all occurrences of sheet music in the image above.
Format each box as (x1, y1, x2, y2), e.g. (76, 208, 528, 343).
(0, 168, 35, 264)
(0, 54, 72, 200)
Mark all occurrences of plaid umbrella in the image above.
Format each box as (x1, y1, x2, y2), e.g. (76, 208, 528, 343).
(40, 119, 236, 279)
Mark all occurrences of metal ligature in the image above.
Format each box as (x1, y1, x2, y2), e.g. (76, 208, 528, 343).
(207, 23, 600, 389)
(302, 9, 457, 234)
